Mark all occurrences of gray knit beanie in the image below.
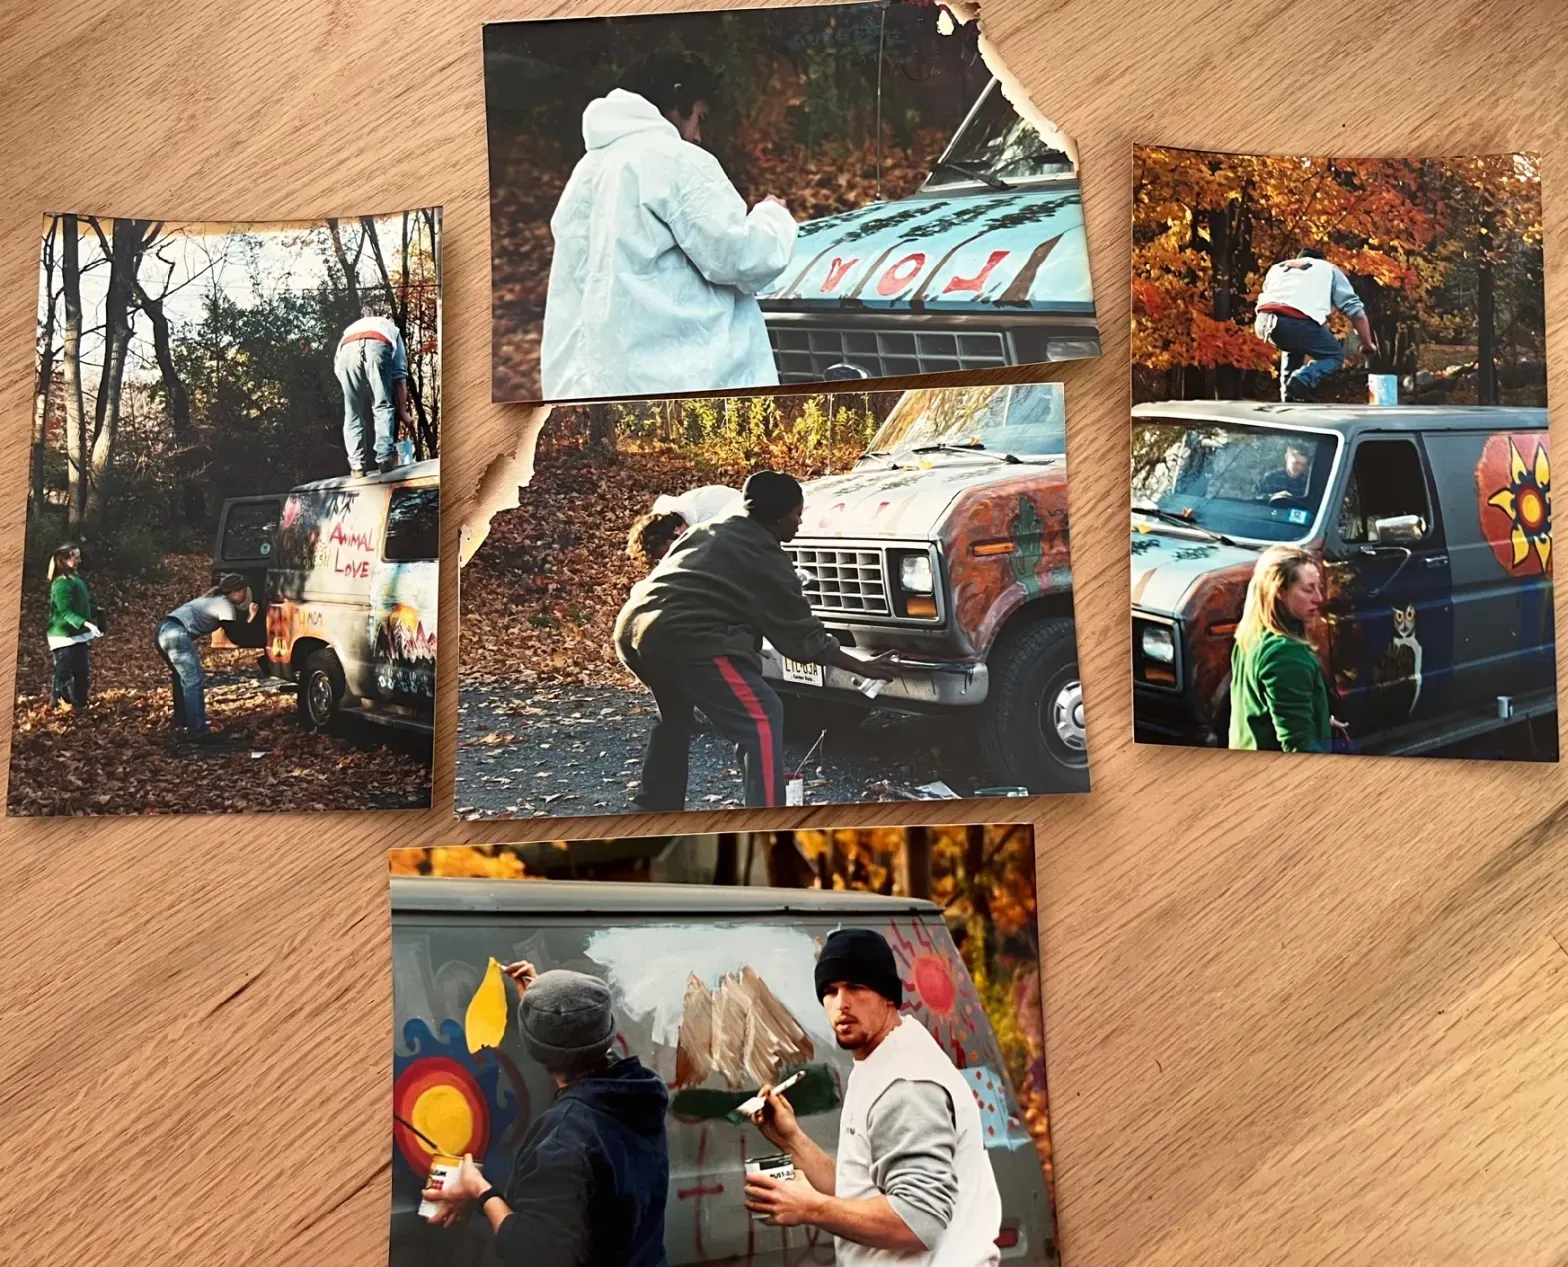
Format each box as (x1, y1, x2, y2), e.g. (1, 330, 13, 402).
(518, 969, 616, 1068)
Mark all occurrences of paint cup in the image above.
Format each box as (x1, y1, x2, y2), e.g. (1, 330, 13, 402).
(858, 676, 887, 699)
(1497, 695, 1515, 720)
(745, 1153, 796, 1220)
(396, 439, 416, 464)
(418, 1153, 463, 1220)
(1367, 373, 1399, 406)
(785, 771, 805, 806)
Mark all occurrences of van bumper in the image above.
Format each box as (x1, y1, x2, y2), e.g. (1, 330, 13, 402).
(760, 644, 988, 709)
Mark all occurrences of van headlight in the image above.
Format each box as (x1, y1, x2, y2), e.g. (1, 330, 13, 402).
(899, 554, 934, 594)
(1141, 626, 1175, 665)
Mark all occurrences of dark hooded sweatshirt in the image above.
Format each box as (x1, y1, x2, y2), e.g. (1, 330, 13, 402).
(496, 1056, 670, 1267)
(613, 512, 839, 672)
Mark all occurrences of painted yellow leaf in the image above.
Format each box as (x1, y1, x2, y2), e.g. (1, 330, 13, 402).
(465, 957, 508, 1053)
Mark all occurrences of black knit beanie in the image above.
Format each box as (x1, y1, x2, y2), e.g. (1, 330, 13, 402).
(742, 470, 804, 523)
(814, 928, 902, 1006)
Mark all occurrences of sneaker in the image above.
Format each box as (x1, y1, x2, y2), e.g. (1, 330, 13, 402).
(1283, 375, 1316, 404)
(379, 459, 403, 474)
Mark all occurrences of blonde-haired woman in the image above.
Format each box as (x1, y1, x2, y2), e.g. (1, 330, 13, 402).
(1228, 545, 1343, 752)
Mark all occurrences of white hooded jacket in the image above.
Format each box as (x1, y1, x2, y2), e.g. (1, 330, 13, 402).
(540, 89, 798, 401)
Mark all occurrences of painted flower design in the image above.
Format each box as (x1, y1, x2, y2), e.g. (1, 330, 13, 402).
(1487, 438, 1551, 571)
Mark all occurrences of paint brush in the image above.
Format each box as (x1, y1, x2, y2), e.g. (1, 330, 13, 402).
(734, 1070, 805, 1118)
(395, 1112, 447, 1156)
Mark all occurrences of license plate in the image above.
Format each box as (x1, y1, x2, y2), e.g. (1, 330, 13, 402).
(780, 657, 824, 687)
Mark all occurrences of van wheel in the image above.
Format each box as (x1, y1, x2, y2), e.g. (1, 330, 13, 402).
(782, 694, 872, 739)
(298, 648, 346, 732)
(976, 618, 1087, 792)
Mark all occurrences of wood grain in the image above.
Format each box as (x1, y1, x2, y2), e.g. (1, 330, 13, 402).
(1, 0, 1565, 1263)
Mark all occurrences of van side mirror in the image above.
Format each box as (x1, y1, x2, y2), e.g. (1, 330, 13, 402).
(1371, 514, 1426, 545)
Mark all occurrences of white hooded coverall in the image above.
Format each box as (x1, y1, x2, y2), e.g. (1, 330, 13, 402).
(540, 89, 799, 401)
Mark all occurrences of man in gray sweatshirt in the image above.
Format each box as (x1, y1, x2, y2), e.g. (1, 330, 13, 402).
(614, 471, 904, 809)
(1254, 246, 1379, 401)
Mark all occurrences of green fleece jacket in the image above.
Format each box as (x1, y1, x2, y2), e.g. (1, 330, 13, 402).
(47, 574, 93, 640)
(1228, 629, 1331, 753)
(614, 513, 839, 672)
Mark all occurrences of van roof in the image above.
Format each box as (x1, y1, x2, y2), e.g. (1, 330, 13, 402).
(1131, 400, 1546, 433)
(291, 457, 439, 492)
(392, 877, 942, 918)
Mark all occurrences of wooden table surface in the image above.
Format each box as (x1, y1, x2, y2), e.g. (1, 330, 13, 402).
(2, 0, 1565, 1263)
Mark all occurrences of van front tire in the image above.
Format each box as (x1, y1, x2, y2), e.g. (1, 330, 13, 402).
(976, 617, 1087, 793)
(299, 648, 346, 732)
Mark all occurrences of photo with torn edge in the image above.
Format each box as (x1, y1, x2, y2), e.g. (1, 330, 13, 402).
(1129, 146, 1553, 761)
(9, 210, 442, 815)
(458, 381, 1087, 818)
(389, 824, 1058, 1267)
(484, 0, 1099, 405)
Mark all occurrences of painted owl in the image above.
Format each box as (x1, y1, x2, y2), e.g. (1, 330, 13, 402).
(1371, 603, 1423, 720)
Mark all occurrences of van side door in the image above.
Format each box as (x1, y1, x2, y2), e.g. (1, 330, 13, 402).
(1423, 427, 1555, 721)
(211, 495, 283, 648)
(369, 482, 440, 706)
(1319, 432, 1454, 748)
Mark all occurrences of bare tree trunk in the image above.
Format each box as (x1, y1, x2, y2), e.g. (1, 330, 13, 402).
(900, 826, 931, 899)
(362, 214, 435, 458)
(712, 832, 738, 886)
(84, 218, 147, 532)
(586, 404, 617, 458)
(1476, 257, 1497, 405)
(327, 218, 361, 309)
(360, 215, 402, 318)
(31, 217, 60, 520)
(60, 215, 88, 533)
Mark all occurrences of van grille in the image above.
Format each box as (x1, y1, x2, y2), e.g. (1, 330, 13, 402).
(769, 327, 1009, 383)
(786, 544, 889, 616)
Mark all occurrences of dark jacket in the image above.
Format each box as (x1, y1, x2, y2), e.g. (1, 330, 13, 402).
(1228, 629, 1331, 752)
(613, 513, 838, 672)
(496, 1057, 670, 1267)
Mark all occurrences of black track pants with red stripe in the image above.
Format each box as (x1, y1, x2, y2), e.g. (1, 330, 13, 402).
(623, 652, 786, 809)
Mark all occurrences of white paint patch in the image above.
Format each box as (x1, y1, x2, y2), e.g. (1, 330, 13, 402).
(584, 924, 833, 1048)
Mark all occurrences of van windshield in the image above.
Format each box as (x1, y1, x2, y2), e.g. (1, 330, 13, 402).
(1131, 418, 1339, 542)
(867, 384, 1064, 460)
(922, 79, 1075, 190)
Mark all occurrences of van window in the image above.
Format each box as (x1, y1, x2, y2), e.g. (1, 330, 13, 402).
(383, 487, 439, 562)
(221, 501, 281, 560)
(1337, 438, 1436, 544)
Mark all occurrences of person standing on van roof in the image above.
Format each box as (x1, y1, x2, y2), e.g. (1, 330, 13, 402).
(1254, 247, 1379, 402)
(746, 929, 1003, 1267)
(539, 52, 798, 400)
(614, 471, 906, 810)
(45, 543, 101, 713)
(336, 294, 414, 477)
(421, 963, 671, 1267)
(154, 574, 256, 739)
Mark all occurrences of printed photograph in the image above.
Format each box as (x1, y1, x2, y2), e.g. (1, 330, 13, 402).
(389, 823, 1058, 1267)
(1128, 147, 1553, 760)
(484, 0, 1099, 404)
(458, 382, 1087, 817)
(10, 210, 442, 815)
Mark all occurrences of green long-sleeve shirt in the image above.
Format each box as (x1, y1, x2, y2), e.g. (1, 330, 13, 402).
(47, 574, 93, 641)
(1228, 630, 1331, 753)
(614, 513, 839, 671)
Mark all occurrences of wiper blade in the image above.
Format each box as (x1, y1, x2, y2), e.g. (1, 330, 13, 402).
(911, 442, 1019, 464)
(930, 159, 1012, 192)
(1130, 503, 1240, 546)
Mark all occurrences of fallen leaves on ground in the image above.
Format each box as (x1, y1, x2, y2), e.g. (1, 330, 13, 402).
(8, 553, 430, 815)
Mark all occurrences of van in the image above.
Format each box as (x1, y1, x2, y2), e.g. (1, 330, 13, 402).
(1130, 402, 1555, 754)
(213, 460, 439, 732)
(389, 878, 1058, 1267)
(757, 384, 1086, 793)
(759, 78, 1098, 383)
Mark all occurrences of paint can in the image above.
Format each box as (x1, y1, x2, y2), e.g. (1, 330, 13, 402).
(785, 771, 805, 806)
(418, 1153, 463, 1220)
(396, 438, 416, 464)
(745, 1153, 797, 1220)
(1367, 373, 1399, 406)
(1497, 695, 1515, 720)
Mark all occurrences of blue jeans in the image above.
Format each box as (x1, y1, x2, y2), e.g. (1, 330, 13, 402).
(335, 339, 399, 471)
(51, 643, 90, 707)
(155, 618, 208, 732)
(1258, 312, 1345, 391)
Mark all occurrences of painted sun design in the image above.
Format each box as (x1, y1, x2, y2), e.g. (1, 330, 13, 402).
(1487, 438, 1552, 571)
(884, 919, 985, 1067)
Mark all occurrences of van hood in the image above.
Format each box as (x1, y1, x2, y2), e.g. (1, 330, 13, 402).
(759, 187, 1092, 314)
(800, 457, 1061, 540)
(1129, 526, 1261, 616)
